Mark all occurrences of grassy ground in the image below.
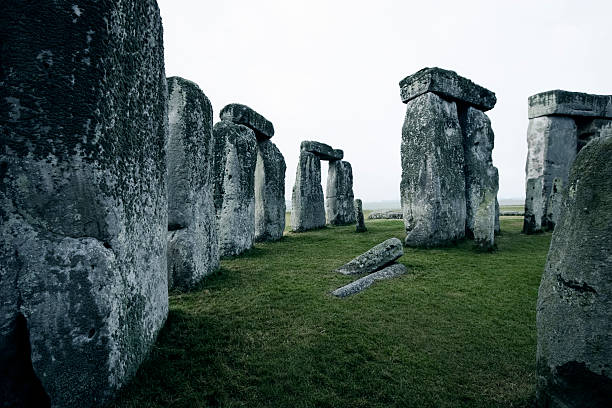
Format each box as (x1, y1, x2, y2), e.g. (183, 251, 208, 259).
(112, 217, 550, 408)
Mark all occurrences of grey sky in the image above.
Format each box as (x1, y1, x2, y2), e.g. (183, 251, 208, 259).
(159, 0, 612, 202)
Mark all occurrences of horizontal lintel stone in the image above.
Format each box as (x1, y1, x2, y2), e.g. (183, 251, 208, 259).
(300, 140, 343, 161)
(399, 67, 496, 111)
(220, 103, 274, 140)
(528, 90, 612, 119)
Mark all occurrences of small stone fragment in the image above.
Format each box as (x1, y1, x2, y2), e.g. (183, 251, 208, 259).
(332, 264, 407, 298)
(291, 151, 326, 232)
(335, 238, 404, 275)
(300, 140, 344, 161)
(536, 135, 612, 408)
(326, 160, 356, 225)
(354, 199, 367, 232)
(220, 103, 274, 141)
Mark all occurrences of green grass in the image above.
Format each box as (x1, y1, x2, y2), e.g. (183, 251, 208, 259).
(500, 205, 524, 213)
(111, 217, 550, 408)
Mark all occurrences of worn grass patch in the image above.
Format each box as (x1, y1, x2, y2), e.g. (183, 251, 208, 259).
(111, 217, 550, 408)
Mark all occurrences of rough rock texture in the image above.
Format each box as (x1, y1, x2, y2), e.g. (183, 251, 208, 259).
(291, 151, 326, 232)
(523, 116, 577, 233)
(460, 107, 499, 249)
(166, 77, 219, 290)
(399, 67, 497, 111)
(544, 178, 563, 231)
(300, 140, 343, 161)
(355, 199, 367, 233)
(528, 90, 612, 119)
(254, 140, 286, 242)
(576, 118, 612, 152)
(212, 121, 257, 256)
(335, 238, 404, 275)
(368, 211, 404, 220)
(326, 161, 356, 225)
(536, 135, 612, 408)
(494, 198, 501, 235)
(220, 103, 274, 141)
(332, 264, 407, 298)
(0, 2, 168, 407)
(401, 92, 467, 247)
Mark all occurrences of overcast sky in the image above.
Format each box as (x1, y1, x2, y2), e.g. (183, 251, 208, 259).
(158, 0, 612, 202)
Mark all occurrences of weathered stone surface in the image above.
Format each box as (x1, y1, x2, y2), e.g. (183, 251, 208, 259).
(335, 238, 404, 275)
(523, 116, 577, 233)
(332, 264, 407, 298)
(460, 107, 499, 249)
(326, 161, 356, 225)
(355, 199, 367, 233)
(0, 2, 168, 406)
(166, 77, 219, 290)
(291, 151, 326, 232)
(212, 121, 257, 256)
(220, 103, 274, 141)
(254, 140, 286, 242)
(576, 118, 612, 151)
(544, 177, 563, 231)
(300, 140, 343, 161)
(401, 92, 466, 247)
(399, 67, 496, 111)
(536, 135, 612, 408)
(368, 211, 404, 220)
(494, 198, 501, 235)
(528, 90, 612, 119)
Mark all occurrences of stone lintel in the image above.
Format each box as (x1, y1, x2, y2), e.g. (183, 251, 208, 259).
(300, 140, 343, 161)
(399, 67, 496, 111)
(220, 103, 275, 140)
(528, 90, 612, 119)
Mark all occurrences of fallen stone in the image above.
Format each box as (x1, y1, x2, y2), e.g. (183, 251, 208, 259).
(355, 199, 367, 233)
(335, 238, 404, 275)
(368, 211, 404, 220)
(528, 90, 612, 119)
(255, 140, 286, 242)
(212, 121, 258, 256)
(0, 2, 168, 406)
(220, 103, 274, 140)
(399, 67, 496, 111)
(300, 140, 343, 161)
(291, 151, 326, 231)
(401, 92, 467, 247)
(332, 263, 407, 298)
(536, 135, 612, 408)
(167, 77, 219, 290)
(460, 107, 499, 249)
(326, 161, 356, 225)
(523, 116, 577, 233)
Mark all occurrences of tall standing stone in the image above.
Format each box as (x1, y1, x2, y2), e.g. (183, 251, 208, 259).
(291, 151, 326, 232)
(354, 199, 367, 233)
(166, 77, 219, 290)
(494, 198, 501, 235)
(536, 135, 612, 407)
(523, 116, 577, 233)
(326, 160, 356, 225)
(400, 92, 466, 247)
(254, 140, 286, 241)
(212, 121, 257, 256)
(460, 107, 499, 249)
(0, 2, 168, 407)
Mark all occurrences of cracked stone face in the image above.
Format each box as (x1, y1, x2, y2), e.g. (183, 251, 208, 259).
(400, 92, 466, 247)
(0, 1, 168, 407)
(166, 77, 219, 290)
(536, 136, 612, 408)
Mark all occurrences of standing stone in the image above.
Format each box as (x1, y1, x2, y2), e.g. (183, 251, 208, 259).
(494, 198, 501, 235)
(460, 107, 499, 249)
(523, 116, 577, 234)
(326, 160, 356, 225)
(212, 121, 257, 256)
(355, 199, 367, 232)
(291, 151, 326, 232)
(545, 178, 563, 231)
(536, 136, 612, 408)
(254, 140, 286, 242)
(401, 92, 466, 247)
(166, 77, 219, 290)
(0, 2, 168, 407)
